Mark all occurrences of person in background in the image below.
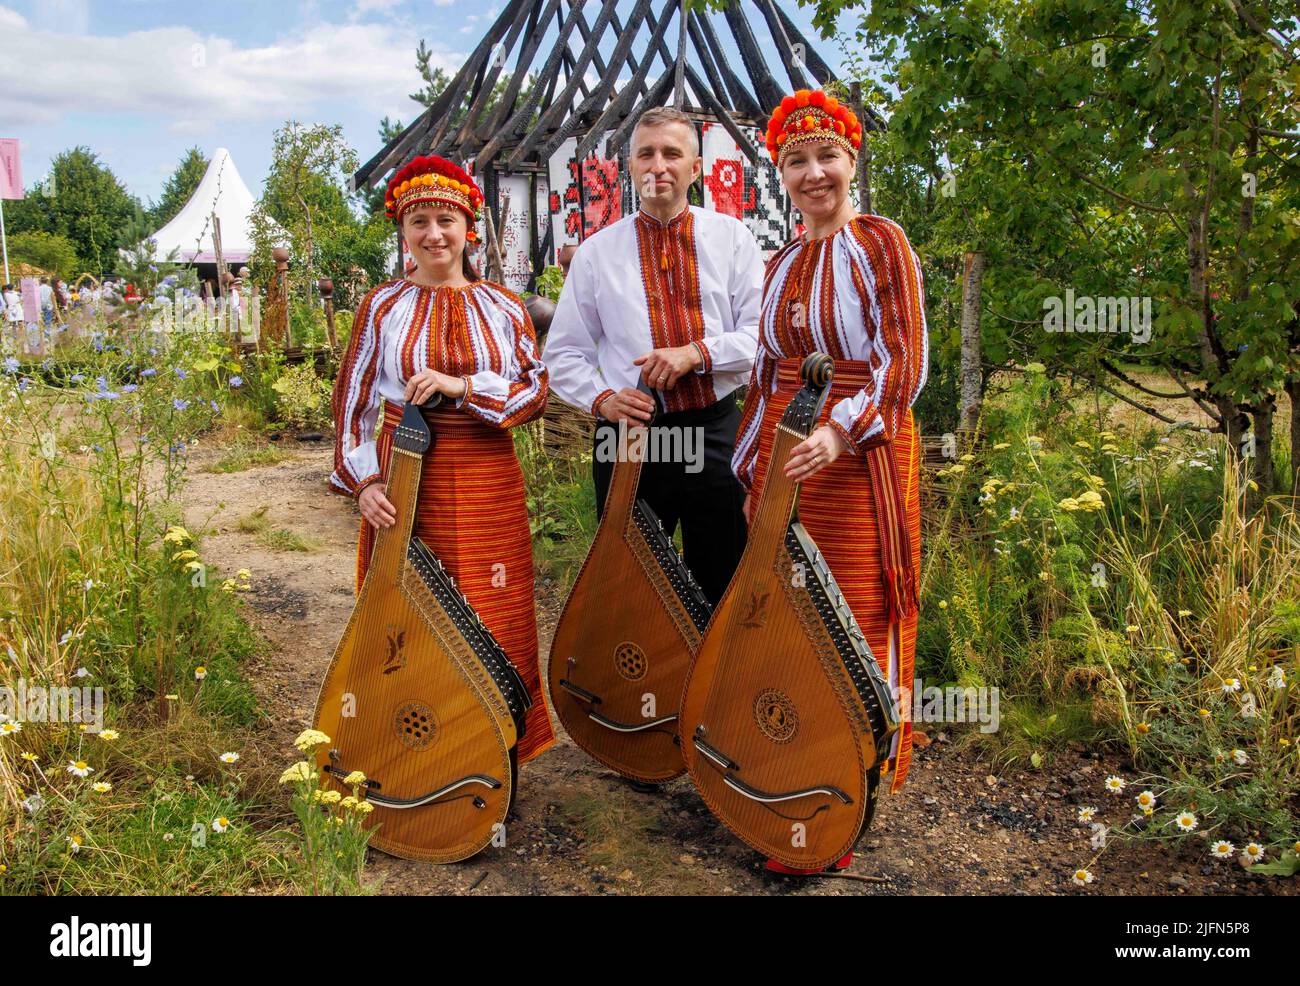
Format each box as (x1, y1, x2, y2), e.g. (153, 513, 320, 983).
(39, 278, 54, 327)
(3, 284, 22, 325)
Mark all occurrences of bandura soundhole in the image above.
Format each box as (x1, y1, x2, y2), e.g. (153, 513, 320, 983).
(753, 688, 799, 744)
(394, 701, 439, 750)
(614, 641, 648, 682)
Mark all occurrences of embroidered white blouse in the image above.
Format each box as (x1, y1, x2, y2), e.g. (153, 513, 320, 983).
(330, 277, 547, 496)
(543, 204, 762, 417)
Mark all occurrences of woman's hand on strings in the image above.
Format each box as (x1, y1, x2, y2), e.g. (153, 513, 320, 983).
(785, 425, 849, 482)
(358, 483, 397, 529)
(404, 368, 467, 405)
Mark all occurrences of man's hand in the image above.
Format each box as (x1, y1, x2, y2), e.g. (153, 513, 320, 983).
(358, 483, 397, 529)
(403, 368, 467, 405)
(633, 344, 701, 391)
(597, 388, 655, 424)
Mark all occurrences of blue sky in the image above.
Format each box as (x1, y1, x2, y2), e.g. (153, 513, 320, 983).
(1, 0, 861, 208)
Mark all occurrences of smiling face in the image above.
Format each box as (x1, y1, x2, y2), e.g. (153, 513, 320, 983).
(630, 121, 702, 209)
(401, 203, 468, 277)
(779, 139, 856, 224)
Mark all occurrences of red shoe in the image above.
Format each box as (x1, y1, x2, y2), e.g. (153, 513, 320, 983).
(764, 852, 853, 876)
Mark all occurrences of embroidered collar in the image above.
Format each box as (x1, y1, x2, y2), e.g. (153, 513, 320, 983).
(635, 203, 691, 230)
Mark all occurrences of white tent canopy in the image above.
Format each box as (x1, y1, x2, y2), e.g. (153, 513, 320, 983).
(148, 147, 260, 264)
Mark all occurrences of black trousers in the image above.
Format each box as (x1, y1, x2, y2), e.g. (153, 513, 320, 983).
(592, 396, 748, 608)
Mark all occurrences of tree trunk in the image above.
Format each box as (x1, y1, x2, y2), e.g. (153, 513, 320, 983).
(1249, 395, 1275, 511)
(1288, 377, 1300, 498)
(958, 250, 984, 432)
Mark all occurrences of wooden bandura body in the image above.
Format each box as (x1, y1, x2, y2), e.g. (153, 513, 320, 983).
(679, 354, 899, 869)
(312, 398, 532, 863)
(547, 400, 712, 782)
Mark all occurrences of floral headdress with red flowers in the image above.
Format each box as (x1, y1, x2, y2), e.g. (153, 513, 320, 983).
(385, 155, 484, 241)
(764, 89, 862, 168)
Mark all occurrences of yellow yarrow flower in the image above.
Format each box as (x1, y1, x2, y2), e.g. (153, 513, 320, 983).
(279, 762, 316, 785)
(162, 526, 191, 545)
(293, 728, 331, 752)
(343, 770, 367, 786)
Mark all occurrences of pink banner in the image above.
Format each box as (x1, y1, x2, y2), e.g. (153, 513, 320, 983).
(0, 139, 22, 200)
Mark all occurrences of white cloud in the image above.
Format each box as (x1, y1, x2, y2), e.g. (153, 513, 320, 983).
(0, 6, 462, 129)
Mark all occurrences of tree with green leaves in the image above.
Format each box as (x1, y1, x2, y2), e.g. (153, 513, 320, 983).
(805, 0, 1300, 497)
(5, 146, 139, 275)
(7, 230, 80, 280)
(249, 121, 392, 310)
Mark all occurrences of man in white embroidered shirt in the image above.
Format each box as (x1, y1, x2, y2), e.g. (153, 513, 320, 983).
(544, 106, 762, 608)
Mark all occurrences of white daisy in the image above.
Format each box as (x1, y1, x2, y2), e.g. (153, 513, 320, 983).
(1241, 843, 1265, 864)
(1221, 678, 1241, 694)
(1210, 841, 1235, 859)
(219, 751, 240, 764)
(66, 760, 93, 778)
(1174, 811, 1198, 832)
(1077, 806, 1097, 823)
(1071, 868, 1094, 886)
(1231, 749, 1248, 766)
(1104, 775, 1125, 794)
(1135, 790, 1157, 809)
(211, 817, 229, 833)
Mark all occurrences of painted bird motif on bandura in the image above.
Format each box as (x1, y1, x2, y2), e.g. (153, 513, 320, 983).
(739, 591, 770, 629)
(382, 626, 407, 674)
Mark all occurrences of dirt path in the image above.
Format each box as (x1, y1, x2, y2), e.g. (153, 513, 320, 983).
(183, 441, 1293, 896)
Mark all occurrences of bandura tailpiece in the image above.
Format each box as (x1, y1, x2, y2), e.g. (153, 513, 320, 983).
(312, 396, 532, 863)
(679, 354, 899, 869)
(547, 384, 712, 782)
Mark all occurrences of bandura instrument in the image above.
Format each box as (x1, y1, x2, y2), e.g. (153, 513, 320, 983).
(547, 386, 712, 781)
(312, 396, 532, 863)
(679, 354, 899, 869)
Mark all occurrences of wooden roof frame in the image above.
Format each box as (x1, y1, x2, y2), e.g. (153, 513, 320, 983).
(352, 0, 880, 191)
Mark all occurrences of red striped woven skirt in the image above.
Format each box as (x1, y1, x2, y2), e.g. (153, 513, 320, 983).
(356, 402, 557, 765)
(749, 358, 922, 793)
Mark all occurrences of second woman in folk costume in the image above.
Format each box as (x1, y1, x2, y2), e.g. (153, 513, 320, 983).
(732, 90, 929, 874)
(330, 154, 556, 766)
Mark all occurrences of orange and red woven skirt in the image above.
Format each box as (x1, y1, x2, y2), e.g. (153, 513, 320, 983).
(748, 357, 921, 793)
(356, 401, 557, 765)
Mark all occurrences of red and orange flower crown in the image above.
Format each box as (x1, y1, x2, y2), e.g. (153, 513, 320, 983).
(385, 155, 484, 240)
(764, 89, 862, 167)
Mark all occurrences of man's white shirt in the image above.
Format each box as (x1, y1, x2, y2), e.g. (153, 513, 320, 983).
(544, 204, 763, 416)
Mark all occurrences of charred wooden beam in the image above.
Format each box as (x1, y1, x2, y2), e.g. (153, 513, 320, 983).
(426, 0, 532, 151)
(697, 9, 762, 119)
(507, 0, 622, 168)
(684, 64, 759, 165)
(687, 11, 732, 114)
(720, 0, 784, 111)
(756, 0, 811, 91)
(538, 0, 655, 163)
(772, 2, 836, 86)
(574, 0, 678, 161)
(476, 0, 560, 141)
(475, 0, 588, 170)
(673, 2, 690, 109)
(443, 0, 538, 154)
(603, 66, 676, 159)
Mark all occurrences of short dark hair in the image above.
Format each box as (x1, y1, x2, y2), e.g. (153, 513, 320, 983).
(632, 107, 700, 157)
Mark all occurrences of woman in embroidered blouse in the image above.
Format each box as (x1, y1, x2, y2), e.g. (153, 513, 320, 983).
(732, 90, 929, 875)
(330, 154, 556, 766)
